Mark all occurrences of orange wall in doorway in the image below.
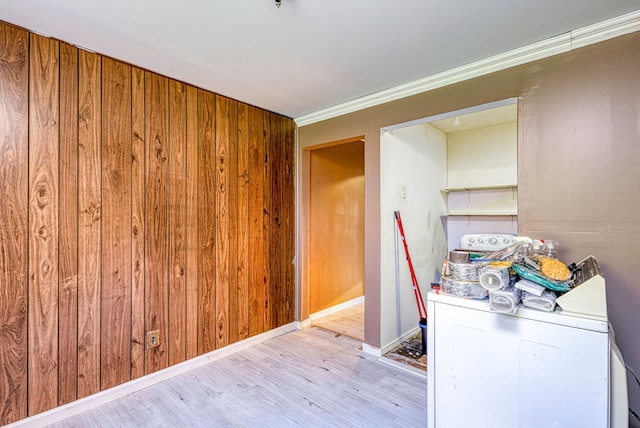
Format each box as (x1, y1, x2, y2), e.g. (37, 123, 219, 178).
(309, 141, 364, 313)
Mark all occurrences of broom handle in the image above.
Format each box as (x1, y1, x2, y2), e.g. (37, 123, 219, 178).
(394, 211, 428, 320)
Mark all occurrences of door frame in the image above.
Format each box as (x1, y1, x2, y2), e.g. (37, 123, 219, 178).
(297, 135, 365, 323)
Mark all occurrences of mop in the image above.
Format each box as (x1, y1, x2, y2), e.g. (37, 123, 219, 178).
(394, 211, 428, 354)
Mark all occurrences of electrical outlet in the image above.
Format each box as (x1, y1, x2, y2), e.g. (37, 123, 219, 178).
(146, 330, 160, 349)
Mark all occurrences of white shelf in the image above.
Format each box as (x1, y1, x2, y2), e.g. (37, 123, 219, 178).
(442, 211, 517, 217)
(442, 184, 517, 192)
(442, 184, 517, 218)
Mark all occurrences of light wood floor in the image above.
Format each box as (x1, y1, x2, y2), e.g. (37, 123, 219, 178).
(47, 326, 426, 427)
(311, 301, 364, 341)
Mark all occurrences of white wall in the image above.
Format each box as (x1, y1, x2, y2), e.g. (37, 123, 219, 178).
(380, 123, 448, 350)
(447, 122, 517, 188)
(445, 121, 518, 251)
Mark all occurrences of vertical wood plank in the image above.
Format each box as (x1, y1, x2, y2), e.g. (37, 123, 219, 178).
(130, 66, 146, 380)
(0, 23, 29, 425)
(77, 48, 102, 399)
(185, 85, 199, 360)
(0, 22, 298, 422)
(28, 33, 60, 415)
(262, 113, 272, 332)
(100, 57, 132, 390)
(215, 95, 230, 349)
(58, 41, 79, 406)
(144, 71, 170, 373)
(236, 102, 250, 340)
(168, 79, 187, 365)
(197, 89, 216, 354)
(248, 106, 265, 336)
(283, 118, 296, 323)
(228, 99, 239, 344)
(269, 113, 283, 328)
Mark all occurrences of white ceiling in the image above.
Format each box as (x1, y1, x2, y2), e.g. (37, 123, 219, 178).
(2, 1, 639, 119)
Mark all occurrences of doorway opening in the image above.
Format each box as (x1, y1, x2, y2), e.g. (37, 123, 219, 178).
(377, 98, 517, 364)
(305, 138, 365, 341)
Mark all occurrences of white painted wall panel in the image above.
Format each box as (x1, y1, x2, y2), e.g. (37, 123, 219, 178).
(447, 122, 517, 188)
(379, 124, 447, 350)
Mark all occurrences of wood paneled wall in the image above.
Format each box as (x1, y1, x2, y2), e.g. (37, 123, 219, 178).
(0, 21, 295, 425)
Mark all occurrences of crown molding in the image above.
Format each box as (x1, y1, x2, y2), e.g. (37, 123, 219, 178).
(294, 10, 640, 127)
(571, 10, 640, 49)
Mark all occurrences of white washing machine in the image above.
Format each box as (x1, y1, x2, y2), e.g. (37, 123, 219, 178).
(427, 256, 628, 428)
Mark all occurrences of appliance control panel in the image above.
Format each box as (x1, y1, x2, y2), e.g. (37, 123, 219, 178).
(459, 233, 516, 252)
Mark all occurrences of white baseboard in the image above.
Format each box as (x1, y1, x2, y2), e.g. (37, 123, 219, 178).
(299, 317, 312, 329)
(377, 356, 427, 378)
(362, 342, 381, 357)
(7, 322, 299, 428)
(380, 325, 422, 356)
(308, 295, 364, 321)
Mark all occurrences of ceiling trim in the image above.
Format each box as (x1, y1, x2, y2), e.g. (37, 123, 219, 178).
(294, 10, 640, 127)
